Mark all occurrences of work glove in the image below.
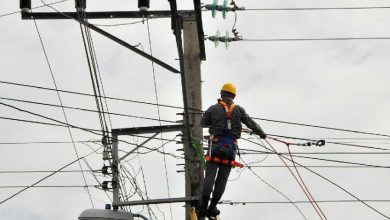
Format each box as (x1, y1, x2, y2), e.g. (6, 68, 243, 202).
(254, 130, 267, 139)
(259, 132, 267, 139)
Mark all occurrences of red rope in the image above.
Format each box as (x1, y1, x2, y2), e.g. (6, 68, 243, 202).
(264, 139, 327, 220)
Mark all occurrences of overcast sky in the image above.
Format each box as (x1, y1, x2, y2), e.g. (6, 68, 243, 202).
(1, 0, 390, 220)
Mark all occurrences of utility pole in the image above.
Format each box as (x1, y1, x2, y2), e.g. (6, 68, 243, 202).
(182, 15, 204, 220)
(21, 1, 207, 218)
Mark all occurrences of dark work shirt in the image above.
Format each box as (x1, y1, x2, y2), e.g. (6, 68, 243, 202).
(201, 101, 266, 139)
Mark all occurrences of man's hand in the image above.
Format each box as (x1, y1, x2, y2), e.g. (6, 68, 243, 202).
(259, 132, 267, 139)
(254, 130, 267, 139)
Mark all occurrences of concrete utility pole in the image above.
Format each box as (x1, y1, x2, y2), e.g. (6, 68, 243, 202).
(182, 15, 204, 220)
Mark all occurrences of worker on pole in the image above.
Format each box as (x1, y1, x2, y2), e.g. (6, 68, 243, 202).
(198, 83, 267, 218)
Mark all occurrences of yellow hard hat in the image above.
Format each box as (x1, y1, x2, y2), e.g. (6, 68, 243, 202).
(221, 83, 237, 96)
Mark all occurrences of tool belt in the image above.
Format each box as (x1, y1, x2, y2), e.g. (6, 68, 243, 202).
(205, 155, 244, 168)
(206, 135, 244, 168)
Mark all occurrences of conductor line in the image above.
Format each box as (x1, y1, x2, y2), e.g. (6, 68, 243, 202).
(0, 146, 102, 205)
(32, 17, 94, 208)
(3, 79, 390, 141)
(243, 6, 390, 11)
(146, 18, 174, 220)
(243, 37, 390, 42)
(242, 138, 390, 219)
(0, 96, 177, 123)
(262, 139, 327, 220)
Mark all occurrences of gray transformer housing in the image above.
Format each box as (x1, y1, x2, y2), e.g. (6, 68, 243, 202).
(79, 209, 134, 220)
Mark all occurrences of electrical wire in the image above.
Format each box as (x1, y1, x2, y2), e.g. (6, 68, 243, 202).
(0, 140, 100, 145)
(243, 37, 390, 42)
(0, 0, 69, 18)
(0, 185, 98, 188)
(220, 199, 390, 205)
(146, 17, 173, 220)
(255, 118, 390, 138)
(0, 101, 103, 135)
(3, 79, 390, 141)
(0, 80, 183, 110)
(33, 14, 94, 208)
(242, 137, 390, 219)
(268, 134, 390, 152)
(0, 146, 102, 205)
(239, 157, 308, 220)
(0, 96, 176, 123)
(261, 138, 327, 219)
(0, 170, 97, 174)
(92, 19, 150, 27)
(2, 79, 390, 140)
(247, 165, 390, 169)
(243, 6, 390, 11)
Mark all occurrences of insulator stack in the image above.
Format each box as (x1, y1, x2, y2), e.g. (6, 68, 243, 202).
(75, 0, 86, 10)
(20, 0, 31, 13)
(138, 0, 150, 11)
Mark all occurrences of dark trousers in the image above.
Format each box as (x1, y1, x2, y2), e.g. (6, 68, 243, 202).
(202, 161, 232, 205)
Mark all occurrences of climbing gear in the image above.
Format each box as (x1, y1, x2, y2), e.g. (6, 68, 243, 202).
(221, 83, 236, 96)
(205, 99, 244, 168)
(205, 155, 243, 168)
(212, 136, 236, 159)
(206, 135, 244, 168)
(218, 99, 235, 130)
(192, 142, 206, 167)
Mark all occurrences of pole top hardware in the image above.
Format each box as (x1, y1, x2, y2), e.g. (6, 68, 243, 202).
(204, 0, 245, 19)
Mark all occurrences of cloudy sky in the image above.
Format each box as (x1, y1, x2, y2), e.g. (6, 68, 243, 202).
(1, 0, 390, 220)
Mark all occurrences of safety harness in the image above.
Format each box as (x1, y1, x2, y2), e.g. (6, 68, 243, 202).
(205, 99, 244, 168)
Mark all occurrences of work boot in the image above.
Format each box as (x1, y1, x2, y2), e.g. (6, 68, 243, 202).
(207, 206, 220, 217)
(207, 198, 220, 217)
(197, 195, 210, 218)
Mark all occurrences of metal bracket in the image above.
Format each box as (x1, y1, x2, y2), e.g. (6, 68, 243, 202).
(113, 197, 199, 207)
(118, 132, 159, 162)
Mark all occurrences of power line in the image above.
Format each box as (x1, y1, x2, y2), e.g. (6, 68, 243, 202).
(146, 17, 174, 220)
(0, 140, 100, 145)
(33, 15, 94, 207)
(243, 6, 390, 11)
(0, 146, 102, 205)
(291, 154, 390, 169)
(0, 101, 102, 135)
(0, 115, 71, 128)
(240, 150, 390, 155)
(239, 157, 308, 219)
(3, 79, 390, 144)
(239, 147, 390, 169)
(0, 170, 97, 174)
(3, 94, 390, 143)
(0, 80, 183, 110)
(241, 142, 390, 168)
(268, 134, 390, 152)
(243, 37, 390, 42)
(0, 96, 177, 123)
(262, 138, 327, 219)
(0, 185, 98, 189)
(220, 199, 390, 205)
(92, 19, 150, 27)
(256, 118, 390, 138)
(247, 165, 390, 169)
(2, 79, 390, 140)
(242, 138, 390, 219)
(0, 0, 69, 18)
